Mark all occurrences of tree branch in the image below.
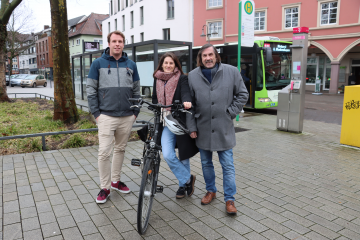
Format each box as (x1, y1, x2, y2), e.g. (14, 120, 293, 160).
(0, 0, 23, 24)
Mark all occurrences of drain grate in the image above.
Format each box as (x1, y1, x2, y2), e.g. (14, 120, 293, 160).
(234, 127, 250, 133)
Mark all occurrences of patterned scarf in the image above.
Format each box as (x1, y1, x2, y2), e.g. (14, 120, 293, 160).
(155, 67, 181, 110)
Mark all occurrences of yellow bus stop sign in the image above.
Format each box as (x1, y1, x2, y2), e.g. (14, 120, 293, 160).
(244, 1, 253, 14)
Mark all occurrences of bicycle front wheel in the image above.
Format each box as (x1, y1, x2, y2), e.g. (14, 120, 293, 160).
(137, 157, 155, 234)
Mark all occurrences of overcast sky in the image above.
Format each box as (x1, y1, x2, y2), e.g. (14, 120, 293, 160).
(21, 0, 109, 32)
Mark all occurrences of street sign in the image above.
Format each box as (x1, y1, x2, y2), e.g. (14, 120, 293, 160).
(238, 0, 255, 71)
(239, 0, 255, 48)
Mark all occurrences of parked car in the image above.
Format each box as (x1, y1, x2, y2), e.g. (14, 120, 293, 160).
(6, 75, 9, 86)
(10, 74, 29, 87)
(20, 74, 47, 88)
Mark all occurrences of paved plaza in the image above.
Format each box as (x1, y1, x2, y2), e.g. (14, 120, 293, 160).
(2, 107, 360, 240)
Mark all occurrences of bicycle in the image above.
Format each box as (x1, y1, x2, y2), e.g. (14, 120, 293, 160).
(129, 98, 191, 235)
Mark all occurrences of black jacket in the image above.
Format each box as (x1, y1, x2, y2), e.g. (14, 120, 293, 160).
(152, 74, 199, 160)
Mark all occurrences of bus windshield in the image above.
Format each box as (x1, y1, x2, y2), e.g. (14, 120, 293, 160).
(264, 53, 292, 90)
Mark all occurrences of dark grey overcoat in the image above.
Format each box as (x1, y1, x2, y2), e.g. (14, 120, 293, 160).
(187, 63, 249, 151)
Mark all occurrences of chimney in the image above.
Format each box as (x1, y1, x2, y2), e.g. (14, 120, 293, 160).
(44, 25, 50, 30)
(31, 32, 34, 36)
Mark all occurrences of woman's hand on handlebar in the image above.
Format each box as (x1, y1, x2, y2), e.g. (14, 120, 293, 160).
(183, 102, 192, 109)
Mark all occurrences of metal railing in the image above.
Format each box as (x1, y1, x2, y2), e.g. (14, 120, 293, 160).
(3, 93, 145, 151)
(0, 125, 144, 151)
(8, 93, 89, 111)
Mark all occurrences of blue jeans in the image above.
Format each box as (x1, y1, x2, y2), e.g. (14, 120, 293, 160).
(199, 148, 236, 202)
(161, 127, 191, 187)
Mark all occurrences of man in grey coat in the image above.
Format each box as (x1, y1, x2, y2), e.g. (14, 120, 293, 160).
(187, 44, 248, 215)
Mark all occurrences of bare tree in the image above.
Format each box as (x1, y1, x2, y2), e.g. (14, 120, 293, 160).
(50, 0, 79, 123)
(0, 0, 23, 102)
(6, 1, 34, 80)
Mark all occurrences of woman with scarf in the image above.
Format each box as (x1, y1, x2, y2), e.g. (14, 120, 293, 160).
(152, 52, 199, 199)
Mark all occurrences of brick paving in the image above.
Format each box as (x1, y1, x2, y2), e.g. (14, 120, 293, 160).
(2, 110, 360, 239)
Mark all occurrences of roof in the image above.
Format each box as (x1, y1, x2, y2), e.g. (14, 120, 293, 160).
(68, 13, 109, 38)
(68, 15, 86, 27)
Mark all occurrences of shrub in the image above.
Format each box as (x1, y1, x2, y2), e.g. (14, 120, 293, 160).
(62, 134, 86, 149)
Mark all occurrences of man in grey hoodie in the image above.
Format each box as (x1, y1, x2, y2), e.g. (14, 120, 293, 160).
(187, 44, 248, 215)
(87, 31, 140, 204)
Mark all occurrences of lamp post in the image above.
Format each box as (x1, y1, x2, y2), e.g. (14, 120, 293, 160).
(200, 23, 218, 44)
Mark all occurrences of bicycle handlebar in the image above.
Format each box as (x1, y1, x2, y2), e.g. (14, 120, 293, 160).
(129, 98, 181, 109)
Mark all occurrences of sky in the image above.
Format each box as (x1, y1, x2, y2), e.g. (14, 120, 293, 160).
(19, 0, 109, 32)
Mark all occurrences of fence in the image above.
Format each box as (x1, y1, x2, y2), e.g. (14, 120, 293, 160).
(1, 93, 145, 151)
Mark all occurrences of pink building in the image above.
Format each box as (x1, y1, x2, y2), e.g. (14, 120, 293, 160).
(194, 0, 360, 93)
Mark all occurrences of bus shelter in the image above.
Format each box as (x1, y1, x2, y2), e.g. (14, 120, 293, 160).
(71, 40, 192, 101)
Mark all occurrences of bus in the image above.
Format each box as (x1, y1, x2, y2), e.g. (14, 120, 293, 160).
(193, 37, 292, 109)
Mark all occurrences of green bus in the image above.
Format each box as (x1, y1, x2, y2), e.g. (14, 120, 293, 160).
(193, 37, 292, 109)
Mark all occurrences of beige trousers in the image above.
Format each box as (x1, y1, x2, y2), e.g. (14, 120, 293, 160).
(97, 114, 135, 189)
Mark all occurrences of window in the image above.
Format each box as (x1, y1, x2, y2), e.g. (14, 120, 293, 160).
(46, 53, 49, 64)
(140, 6, 144, 25)
(72, 39, 74, 46)
(94, 39, 103, 45)
(208, 21, 222, 39)
(13, 58, 17, 62)
(208, 0, 222, 8)
(118, 0, 120, 11)
(167, 0, 174, 19)
(110, 0, 113, 15)
(73, 27, 76, 32)
(131, 11, 134, 28)
(13, 65, 17, 69)
(122, 15, 125, 31)
(163, 28, 170, 40)
(140, 32, 144, 42)
(46, 40, 48, 50)
(320, 1, 337, 25)
(254, 11, 265, 31)
(285, 7, 299, 28)
(115, 19, 117, 30)
(131, 35, 134, 43)
(76, 39, 80, 45)
(126, 0, 128, 7)
(108, 22, 110, 33)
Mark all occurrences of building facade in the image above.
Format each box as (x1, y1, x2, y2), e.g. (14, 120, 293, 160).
(36, 27, 54, 80)
(18, 34, 38, 74)
(103, 0, 193, 46)
(68, 13, 108, 57)
(194, 0, 360, 93)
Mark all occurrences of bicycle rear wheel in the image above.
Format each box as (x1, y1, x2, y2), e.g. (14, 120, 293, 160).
(137, 157, 155, 234)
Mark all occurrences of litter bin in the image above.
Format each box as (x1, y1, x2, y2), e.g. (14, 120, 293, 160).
(340, 85, 360, 148)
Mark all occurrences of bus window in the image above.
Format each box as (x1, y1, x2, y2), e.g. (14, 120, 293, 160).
(256, 53, 264, 91)
(264, 53, 292, 90)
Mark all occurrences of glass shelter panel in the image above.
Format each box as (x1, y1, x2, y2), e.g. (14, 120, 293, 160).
(82, 55, 90, 100)
(73, 57, 81, 99)
(136, 44, 154, 87)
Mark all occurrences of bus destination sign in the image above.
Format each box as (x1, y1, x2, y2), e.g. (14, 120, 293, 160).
(271, 43, 291, 53)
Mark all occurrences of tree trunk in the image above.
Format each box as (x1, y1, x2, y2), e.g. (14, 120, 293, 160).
(50, 0, 79, 123)
(0, 23, 11, 102)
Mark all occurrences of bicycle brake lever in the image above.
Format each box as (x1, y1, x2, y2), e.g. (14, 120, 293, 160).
(180, 109, 192, 115)
(130, 105, 142, 109)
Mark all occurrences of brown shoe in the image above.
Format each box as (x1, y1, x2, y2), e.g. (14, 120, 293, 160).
(226, 200, 237, 215)
(201, 191, 216, 205)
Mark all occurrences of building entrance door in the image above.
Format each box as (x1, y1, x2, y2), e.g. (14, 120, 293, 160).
(353, 66, 360, 85)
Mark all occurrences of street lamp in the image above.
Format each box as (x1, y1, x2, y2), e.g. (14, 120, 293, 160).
(200, 23, 218, 44)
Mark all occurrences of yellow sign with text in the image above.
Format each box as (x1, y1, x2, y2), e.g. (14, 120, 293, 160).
(340, 85, 360, 147)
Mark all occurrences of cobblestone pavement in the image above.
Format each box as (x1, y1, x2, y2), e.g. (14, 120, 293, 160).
(2, 112, 360, 240)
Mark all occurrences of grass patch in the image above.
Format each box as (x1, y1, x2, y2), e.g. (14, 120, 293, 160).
(0, 98, 140, 155)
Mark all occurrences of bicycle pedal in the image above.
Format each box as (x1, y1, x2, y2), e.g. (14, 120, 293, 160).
(156, 185, 163, 193)
(131, 159, 141, 167)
